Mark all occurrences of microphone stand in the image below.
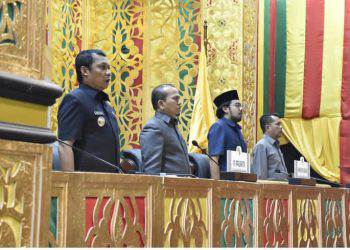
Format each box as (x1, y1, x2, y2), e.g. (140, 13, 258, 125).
(191, 140, 221, 168)
(279, 169, 341, 187)
(191, 140, 257, 182)
(57, 138, 124, 173)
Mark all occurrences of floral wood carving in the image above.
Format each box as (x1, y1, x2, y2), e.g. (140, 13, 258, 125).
(164, 197, 208, 247)
(264, 199, 288, 247)
(324, 199, 343, 247)
(0, 0, 24, 45)
(221, 198, 254, 247)
(0, 157, 29, 247)
(85, 196, 145, 247)
(297, 199, 318, 247)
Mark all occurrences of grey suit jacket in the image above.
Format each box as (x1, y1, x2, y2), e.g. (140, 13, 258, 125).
(140, 112, 191, 175)
(251, 134, 288, 181)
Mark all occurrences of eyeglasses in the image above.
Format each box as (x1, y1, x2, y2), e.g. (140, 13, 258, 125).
(230, 102, 244, 109)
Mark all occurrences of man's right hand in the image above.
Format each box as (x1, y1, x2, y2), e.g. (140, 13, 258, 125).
(58, 140, 75, 171)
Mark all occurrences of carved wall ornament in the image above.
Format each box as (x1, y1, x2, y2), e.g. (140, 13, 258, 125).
(0, 155, 31, 247)
(242, 0, 257, 151)
(0, 0, 24, 45)
(0, 0, 44, 78)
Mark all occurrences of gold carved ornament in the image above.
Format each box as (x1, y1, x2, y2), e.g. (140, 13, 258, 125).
(107, 0, 144, 149)
(0, 0, 23, 45)
(0, 157, 30, 247)
(164, 197, 208, 247)
(85, 195, 145, 247)
(87, 0, 144, 149)
(49, 0, 82, 132)
(242, 0, 257, 151)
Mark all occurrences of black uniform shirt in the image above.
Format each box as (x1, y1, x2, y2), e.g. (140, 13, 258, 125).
(58, 83, 120, 172)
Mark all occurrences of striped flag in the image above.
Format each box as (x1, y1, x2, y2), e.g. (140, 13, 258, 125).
(258, 0, 350, 183)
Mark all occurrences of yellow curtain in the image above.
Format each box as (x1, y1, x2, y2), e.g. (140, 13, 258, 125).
(282, 117, 340, 182)
(188, 40, 216, 153)
(284, 0, 306, 118)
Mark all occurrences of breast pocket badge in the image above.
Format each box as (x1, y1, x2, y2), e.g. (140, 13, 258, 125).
(97, 116, 106, 127)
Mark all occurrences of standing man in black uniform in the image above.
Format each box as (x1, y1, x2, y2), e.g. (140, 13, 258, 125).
(58, 49, 120, 172)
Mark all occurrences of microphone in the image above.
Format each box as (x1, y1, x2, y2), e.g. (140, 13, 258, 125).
(310, 177, 341, 187)
(57, 138, 124, 173)
(277, 169, 291, 177)
(191, 140, 220, 168)
(159, 173, 198, 178)
(278, 169, 341, 187)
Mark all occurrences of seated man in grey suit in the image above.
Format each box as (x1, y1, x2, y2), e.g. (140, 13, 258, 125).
(140, 84, 191, 175)
(251, 113, 289, 181)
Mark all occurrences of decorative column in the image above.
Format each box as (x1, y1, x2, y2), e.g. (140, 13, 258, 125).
(0, 0, 62, 247)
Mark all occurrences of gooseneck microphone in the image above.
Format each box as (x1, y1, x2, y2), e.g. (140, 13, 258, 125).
(278, 167, 341, 187)
(57, 138, 124, 173)
(191, 140, 220, 168)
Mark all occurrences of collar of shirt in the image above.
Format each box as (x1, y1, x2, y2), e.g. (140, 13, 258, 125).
(221, 117, 242, 129)
(263, 134, 279, 146)
(79, 83, 109, 101)
(155, 111, 178, 125)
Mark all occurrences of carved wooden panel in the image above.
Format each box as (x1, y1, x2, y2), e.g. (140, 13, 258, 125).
(162, 178, 211, 247)
(85, 196, 146, 247)
(324, 199, 344, 247)
(0, 0, 45, 78)
(44, 173, 350, 248)
(49, 173, 155, 247)
(49, 175, 68, 247)
(0, 139, 51, 247)
(263, 198, 289, 247)
(321, 188, 346, 247)
(290, 186, 323, 248)
(220, 198, 254, 247)
(164, 197, 208, 247)
(296, 198, 319, 247)
(213, 181, 257, 247)
(258, 183, 291, 247)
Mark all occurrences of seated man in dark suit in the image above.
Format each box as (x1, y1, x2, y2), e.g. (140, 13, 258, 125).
(140, 84, 191, 175)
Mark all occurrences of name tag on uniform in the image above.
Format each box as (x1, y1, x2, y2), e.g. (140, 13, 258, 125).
(94, 111, 104, 116)
(227, 146, 250, 173)
(293, 157, 310, 179)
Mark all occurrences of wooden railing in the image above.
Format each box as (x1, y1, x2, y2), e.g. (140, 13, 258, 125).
(47, 172, 349, 247)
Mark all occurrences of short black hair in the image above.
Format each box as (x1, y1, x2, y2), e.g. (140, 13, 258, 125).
(75, 49, 106, 84)
(216, 100, 232, 118)
(260, 113, 280, 133)
(151, 84, 175, 110)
